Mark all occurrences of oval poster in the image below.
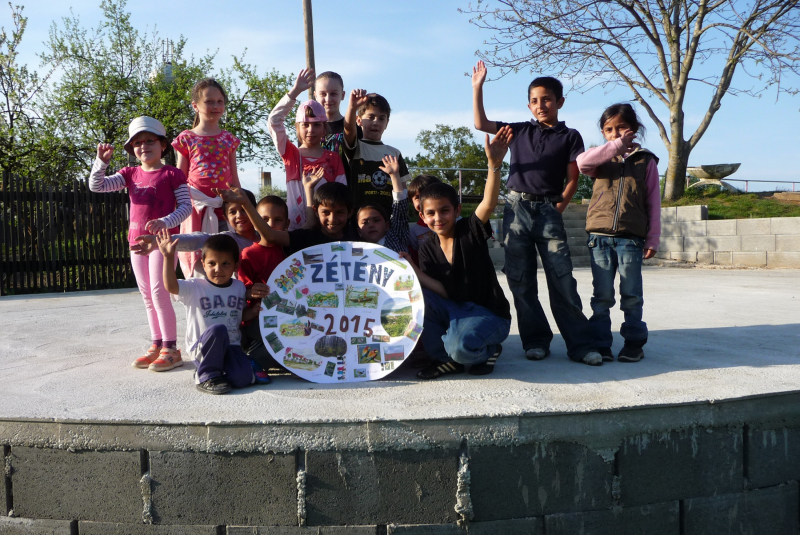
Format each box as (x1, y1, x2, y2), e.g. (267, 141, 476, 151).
(259, 242, 424, 383)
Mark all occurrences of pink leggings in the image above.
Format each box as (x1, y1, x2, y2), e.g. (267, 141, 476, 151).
(130, 250, 177, 343)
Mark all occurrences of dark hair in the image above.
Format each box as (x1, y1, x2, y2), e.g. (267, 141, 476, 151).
(315, 71, 344, 90)
(313, 182, 352, 212)
(356, 202, 389, 223)
(257, 195, 289, 219)
(295, 121, 331, 146)
(223, 188, 256, 214)
(202, 234, 239, 262)
(407, 174, 442, 198)
(528, 76, 564, 101)
(191, 78, 228, 128)
(356, 93, 391, 118)
(419, 182, 459, 211)
(599, 103, 646, 139)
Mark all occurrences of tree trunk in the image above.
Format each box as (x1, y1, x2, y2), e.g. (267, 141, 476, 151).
(663, 142, 691, 201)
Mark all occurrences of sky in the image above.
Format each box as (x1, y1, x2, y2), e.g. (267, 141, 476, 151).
(9, 0, 800, 193)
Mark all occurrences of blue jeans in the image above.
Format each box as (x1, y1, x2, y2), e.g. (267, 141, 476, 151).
(587, 234, 648, 347)
(420, 289, 511, 366)
(502, 193, 595, 360)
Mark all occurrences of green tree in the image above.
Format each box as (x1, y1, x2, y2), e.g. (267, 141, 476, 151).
(258, 184, 287, 200)
(406, 124, 508, 195)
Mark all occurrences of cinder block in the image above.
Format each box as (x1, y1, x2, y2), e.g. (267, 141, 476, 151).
(80, 522, 218, 534)
(618, 427, 743, 507)
(305, 450, 457, 526)
(659, 237, 684, 252)
(696, 252, 714, 264)
(747, 426, 800, 488)
(10, 446, 141, 522)
(714, 251, 732, 265)
(654, 250, 670, 259)
(775, 235, 800, 252)
(468, 517, 544, 534)
(683, 482, 798, 534)
(469, 442, 613, 520)
(149, 450, 296, 526)
(229, 527, 378, 535)
(740, 235, 775, 252)
(0, 517, 74, 534)
(660, 207, 677, 223)
(545, 501, 679, 535)
(771, 217, 800, 235)
(736, 218, 771, 235)
(731, 252, 767, 268)
(767, 252, 800, 268)
(704, 236, 741, 252)
(670, 252, 697, 262)
(386, 524, 462, 535)
(676, 205, 708, 222)
(2, 445, 7, 516)
(660, 222, 682, 237)
(706, 220, 736, 236)
(679, 221, 707, 237)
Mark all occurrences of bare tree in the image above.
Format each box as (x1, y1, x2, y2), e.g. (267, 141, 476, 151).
(462, 0, 800, 200)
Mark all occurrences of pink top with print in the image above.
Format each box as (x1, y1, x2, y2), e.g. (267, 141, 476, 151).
(171, 130, 240, 198)
(120, 166, 187, 244)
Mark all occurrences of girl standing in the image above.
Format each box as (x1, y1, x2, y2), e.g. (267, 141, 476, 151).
(269, 68, 347, 229)
(89, 117, 191, 371)
(577, 103, 661, 363)
(172, 78, 241, 277)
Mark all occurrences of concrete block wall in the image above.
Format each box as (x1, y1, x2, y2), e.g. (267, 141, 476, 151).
(656, 206, 800, 268)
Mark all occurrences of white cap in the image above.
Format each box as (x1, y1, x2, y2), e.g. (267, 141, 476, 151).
(124, 116, 167, 155)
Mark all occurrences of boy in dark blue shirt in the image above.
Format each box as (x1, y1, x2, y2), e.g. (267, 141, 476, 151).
(472, 60, 602, 366)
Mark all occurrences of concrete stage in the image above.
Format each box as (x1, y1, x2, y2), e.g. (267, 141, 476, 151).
(2, 266, 800, 534)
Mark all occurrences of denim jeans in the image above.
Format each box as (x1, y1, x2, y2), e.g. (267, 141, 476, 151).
(587, 234, 647, 347)
(502, 193, 595, 360)
(420, 289, 511, 366)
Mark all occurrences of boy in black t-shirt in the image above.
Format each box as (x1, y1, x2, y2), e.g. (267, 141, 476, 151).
(403, 127, 514, 379)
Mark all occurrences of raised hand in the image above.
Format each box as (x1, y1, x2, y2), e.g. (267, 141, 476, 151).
(289, 67, 316, 99)
(379, 155, 399, 177)
(620, 129, 638, 152)
(97, 143, 114, 163)
(485, 125, 513, 167)
(145, 219, 167, 234)
(472, 60, 488, 88)
(131, 235, 157, 256)
(349, 89, 369, 109)
(302, 167, 325, 192)
(155, 229, 178, 257)
(212, 186, 248, 205)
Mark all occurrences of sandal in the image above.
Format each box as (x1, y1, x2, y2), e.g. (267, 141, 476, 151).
(417, 361, 465, 380)
(469, 344, 502, 376)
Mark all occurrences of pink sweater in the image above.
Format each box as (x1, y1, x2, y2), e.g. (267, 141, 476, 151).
(577, 139, 661, 251)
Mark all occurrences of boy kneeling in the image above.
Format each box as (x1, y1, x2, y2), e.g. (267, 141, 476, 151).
(157, 231, 256, 394)
(406, 127, 514, 379)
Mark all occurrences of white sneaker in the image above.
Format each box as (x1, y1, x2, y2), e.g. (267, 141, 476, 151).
(525, 347, 550, 361)
(581, 351, 603, 366)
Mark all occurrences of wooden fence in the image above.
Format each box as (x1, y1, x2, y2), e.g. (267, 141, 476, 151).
(0, 171, 135, 296)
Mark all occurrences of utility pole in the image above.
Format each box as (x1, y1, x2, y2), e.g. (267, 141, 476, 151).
(303, 0, 315, 100)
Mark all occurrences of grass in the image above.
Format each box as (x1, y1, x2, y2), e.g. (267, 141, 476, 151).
(661, 188, 800, 219)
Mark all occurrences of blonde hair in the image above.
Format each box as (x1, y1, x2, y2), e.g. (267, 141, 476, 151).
(191, 78, 228, 128)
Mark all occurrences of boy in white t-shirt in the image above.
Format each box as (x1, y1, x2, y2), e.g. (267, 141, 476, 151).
(157, 230, 256, 394)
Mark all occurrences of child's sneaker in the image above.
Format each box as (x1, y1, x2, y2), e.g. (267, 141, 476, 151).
(250, 359, 272, 384)
(148, 348, 183, 372)
(598, 347, 614, 362)
(132, 345, 160, 369)
(196, 377, 231, 395)
(617, 344, 644, 363)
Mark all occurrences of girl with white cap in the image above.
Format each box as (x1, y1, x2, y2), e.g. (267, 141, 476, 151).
(89, 116, 191, 371)
(268, 67, 347, 230)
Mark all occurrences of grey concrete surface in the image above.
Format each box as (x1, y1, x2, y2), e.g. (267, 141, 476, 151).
(1, 267, 799, 426)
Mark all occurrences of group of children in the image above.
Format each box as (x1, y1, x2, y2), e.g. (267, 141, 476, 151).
(90, 61, 660, 393)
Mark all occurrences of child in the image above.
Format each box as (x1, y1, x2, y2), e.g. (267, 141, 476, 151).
(577, 103, 660, 363)
(238, 195, 290, 380)
(157, 231, 256, 395)
(343, 89, 411, 220)
(407, 174, 442, 263)
(315, 71, 362, 154)
(472, 60, 603, 366)
(89, 116, 191, 371)
(269, 68, 347, 230)
(216, 179, 358, 256)
(404, 127, 514, 379)
(354, 155, 410, 253)
(172, 78, 241, 277)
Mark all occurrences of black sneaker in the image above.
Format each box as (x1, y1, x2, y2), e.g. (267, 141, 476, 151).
(469, 344, 502, 376)
(417, 361, 465, 380)
(598, 347, 614, 362)
(196, 377, 232, 395)
(617, 344, 644, 363)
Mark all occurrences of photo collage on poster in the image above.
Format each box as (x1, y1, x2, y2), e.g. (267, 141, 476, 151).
(259, 242, 425, 383)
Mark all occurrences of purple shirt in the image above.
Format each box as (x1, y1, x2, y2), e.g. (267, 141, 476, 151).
(119, 166, 187, 244)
